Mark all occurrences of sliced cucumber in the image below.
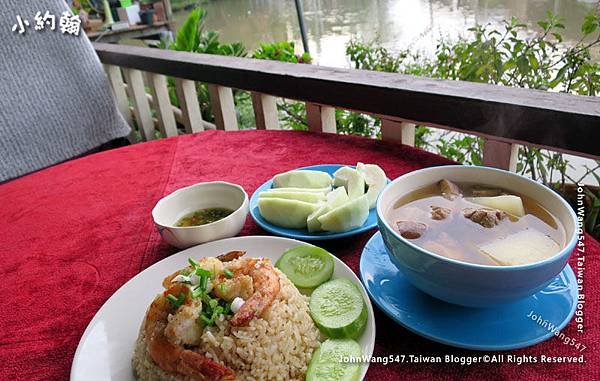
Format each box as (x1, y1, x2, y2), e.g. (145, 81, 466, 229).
(309, 278, 367, 339)
(307, 339, 362, 381)
(276, 245, 334, 289)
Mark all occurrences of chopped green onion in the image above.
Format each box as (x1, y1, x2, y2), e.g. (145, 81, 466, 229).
(219, 283, 226, 294)
(195, 267, 212, 278)
(223, 269, 234, 279)
(199, 275, 208, 291)
(192, 287, 203, 299)
(199, 315, 213, 327)
(188, 258, 200, 269)
(166, 293, 186, 309)
(180, 268, 192, 276)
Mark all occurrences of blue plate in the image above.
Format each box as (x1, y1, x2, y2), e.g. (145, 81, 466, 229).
(250, 164, 383, 241)
(360, 231, 578, 351)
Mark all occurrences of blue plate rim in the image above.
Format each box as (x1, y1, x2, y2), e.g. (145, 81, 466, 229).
(359, 231, 578, 351)
(249, 164, 384, 241)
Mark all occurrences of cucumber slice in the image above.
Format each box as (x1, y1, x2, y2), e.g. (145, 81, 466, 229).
(307, 339, 362, 381)
(309, 278, 367, 339)
(275, 245, 334, 289)
(273, 170, 332, 189)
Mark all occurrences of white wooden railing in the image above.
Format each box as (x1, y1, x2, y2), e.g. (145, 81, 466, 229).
(95, 43, 600, 171)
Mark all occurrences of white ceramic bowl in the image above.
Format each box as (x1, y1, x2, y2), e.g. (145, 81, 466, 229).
(152, 181, 249, 248)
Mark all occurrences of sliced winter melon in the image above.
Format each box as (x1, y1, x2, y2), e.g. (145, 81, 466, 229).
(258, 198, 318, 229)
(273, 170, 332, 189)
(326, 186, 351, 208)
(306, 187, 351, 232)
(479, 230, 560, 266)
(332, 166, 355, 187)
(259, 191, 325, 203)
(268, 186, 332, 194)
(318, 195, 369, 232)
(356, 162, 387, 209)
(466, 195, 525, 217)
(333, 167, 365, 199)
(307, 204, 330, 232)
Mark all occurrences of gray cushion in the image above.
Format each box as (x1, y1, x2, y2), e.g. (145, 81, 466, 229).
(0, 0, 131, 181)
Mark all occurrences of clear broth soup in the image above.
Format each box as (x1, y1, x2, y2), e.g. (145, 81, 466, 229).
(386, 181, 565, 265)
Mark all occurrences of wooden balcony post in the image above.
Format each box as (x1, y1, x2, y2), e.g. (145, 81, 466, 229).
(148, 73, 178, 138)
(482, 138, 518, 171)
(208, 85, 238, 131)
(174, 79, 204, 133)
(306, 103, 336, 133)
(104, 64, 135, 142)
(251, 92, 279, 130)
(123, 68, 155, 141)
(380, 118, 415, 146)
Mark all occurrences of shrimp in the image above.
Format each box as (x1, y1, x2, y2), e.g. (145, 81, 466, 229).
(162, 257, 225, 288)
(216, 250, 246, 262)
(144, 283, 235, 380)
(228, 259, 280, 327)
(213, 274, 254, 301)
(165, 298, 203, 346)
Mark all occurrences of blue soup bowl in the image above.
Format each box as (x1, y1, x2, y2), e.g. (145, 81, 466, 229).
(376, 165, 578, 307)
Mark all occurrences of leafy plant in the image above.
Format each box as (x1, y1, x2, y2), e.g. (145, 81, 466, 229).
(253, 41, 311, 63)
(161, 8, 247, 123)
(346, 11, 600, 177)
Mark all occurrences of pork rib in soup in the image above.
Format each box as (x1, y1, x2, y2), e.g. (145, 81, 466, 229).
(387, 180, 565, 266)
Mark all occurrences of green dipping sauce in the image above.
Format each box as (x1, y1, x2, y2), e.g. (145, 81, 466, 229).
(175, 207, 234, 227)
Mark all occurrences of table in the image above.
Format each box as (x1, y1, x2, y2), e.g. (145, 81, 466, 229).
(0, 130, 596, 380)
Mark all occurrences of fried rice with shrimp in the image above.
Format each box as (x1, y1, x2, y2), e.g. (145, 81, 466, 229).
(132, 251, 321, 381)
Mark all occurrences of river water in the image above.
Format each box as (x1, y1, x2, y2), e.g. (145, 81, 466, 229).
(174, 0, 599, 67)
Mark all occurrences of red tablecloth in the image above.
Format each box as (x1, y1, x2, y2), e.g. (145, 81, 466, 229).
(0, 130, 596, 380)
